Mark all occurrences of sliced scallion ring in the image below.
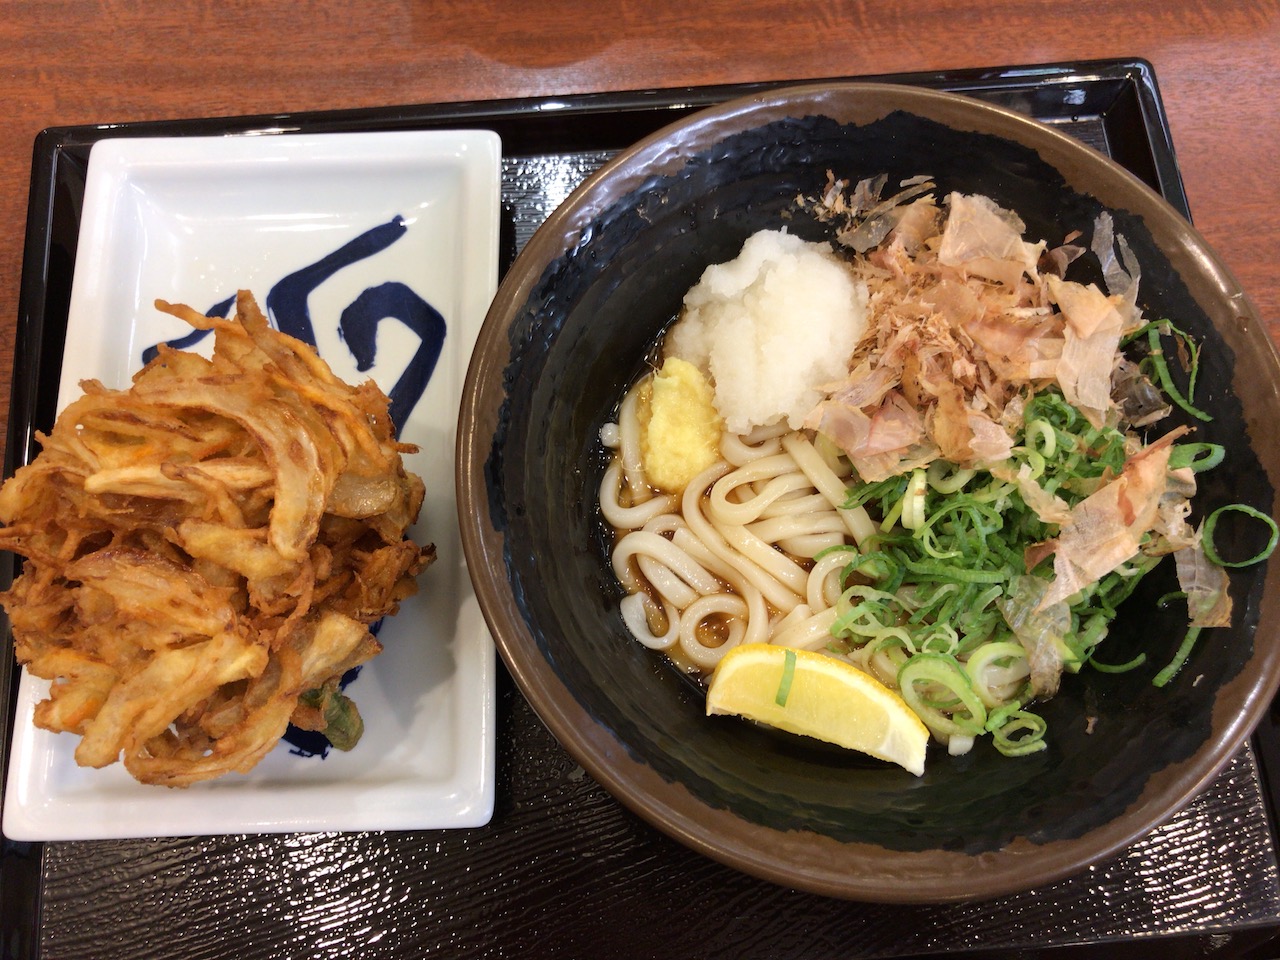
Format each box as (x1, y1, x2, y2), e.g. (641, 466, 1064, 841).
(1202, 503, 1279, 568)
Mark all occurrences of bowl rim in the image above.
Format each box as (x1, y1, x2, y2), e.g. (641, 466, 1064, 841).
(457, 80, 1280, 902)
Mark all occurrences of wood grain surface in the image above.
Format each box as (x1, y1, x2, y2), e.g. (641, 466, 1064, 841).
(3, 4, 1280, 956)
(0, 0, 1276, 457)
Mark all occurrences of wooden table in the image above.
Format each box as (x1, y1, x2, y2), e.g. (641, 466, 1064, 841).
(0, 0, 1277, 461)
(1, 3, 1280, 957)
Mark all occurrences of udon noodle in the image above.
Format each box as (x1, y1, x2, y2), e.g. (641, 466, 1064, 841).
(602, 390, 878, 675)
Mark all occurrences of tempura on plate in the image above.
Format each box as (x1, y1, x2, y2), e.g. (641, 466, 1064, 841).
(0, 290, 432, 787)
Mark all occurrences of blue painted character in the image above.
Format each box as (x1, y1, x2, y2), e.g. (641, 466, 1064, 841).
(144, 214, 446, 439)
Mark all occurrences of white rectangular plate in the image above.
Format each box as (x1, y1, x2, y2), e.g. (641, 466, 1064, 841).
(2, 129, 501, 839)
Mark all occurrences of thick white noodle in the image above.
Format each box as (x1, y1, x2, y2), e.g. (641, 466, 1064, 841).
(611, 530, 722, 596)
(604, 403, 869, 666)
(678, 594, 749, 669)
(777, 533, 846, 559)
(772, 605, 840, 651)
(680, 462, 803, 614)
(599, 460, 677, 530)
(706, 455, 839, 596)
(619, 592, 680, 650)
(636, 555, 701, 609)
(866, 645, 907, 689)
(711, 516, 810, 597)
(616, 388, 650, 503)
(708, 454, 812, 525)
(782, 432, 878, 544)
(669, 527, 772, 647)
(642, 513, 686, 537)
(720, 422, 790, 466)
(807, 551, 853, 611)
(746, 512, 848, 544)
(757, 492, 834, 518)
(770, 602, 812, 637)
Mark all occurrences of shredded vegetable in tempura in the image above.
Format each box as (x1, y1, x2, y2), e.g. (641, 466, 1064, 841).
(600, 174, 1277, 765)
(0, 292, 432, 786)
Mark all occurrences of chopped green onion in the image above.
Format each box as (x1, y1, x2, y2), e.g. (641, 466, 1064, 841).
(1168, 443, 1225, 472)
(1124, 321, 1204, 404)
(1025, 418, 1056, 458)
(900, 469, 928, 530)
(1145, 327, 1212, 422)
(1153, 627, 1202, 687)
(829, 337, 1238, 757)
(991, 710, 1048, 756)
(775, 648, 797, 706)
(898, 653, 988, 738)
(1089, 652, 1147, 673)
(811, 543, 861, 561)
(1201, 503, 1280, 568)
(926, 460, 976, 494)
(901, 557, 1008, 584)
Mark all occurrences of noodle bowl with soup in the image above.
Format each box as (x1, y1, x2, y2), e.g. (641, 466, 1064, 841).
(458, 83, 1280, 901)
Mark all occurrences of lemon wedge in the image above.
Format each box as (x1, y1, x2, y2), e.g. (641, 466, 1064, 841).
(706, 644, 929, 776)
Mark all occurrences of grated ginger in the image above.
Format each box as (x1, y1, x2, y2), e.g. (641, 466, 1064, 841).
(639, 358, 723, 493)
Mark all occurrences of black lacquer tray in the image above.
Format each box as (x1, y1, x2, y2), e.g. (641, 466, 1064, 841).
(4, 59, 1280, 960)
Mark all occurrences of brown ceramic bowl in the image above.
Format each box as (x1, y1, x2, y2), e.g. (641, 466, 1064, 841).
(456, 83, 1280, 902)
